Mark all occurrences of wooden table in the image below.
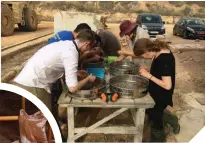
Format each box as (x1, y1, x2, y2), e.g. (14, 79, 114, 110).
(58, 88, 155, 143)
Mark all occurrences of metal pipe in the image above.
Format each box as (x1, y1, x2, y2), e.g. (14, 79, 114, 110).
(0, 116, 19, 121)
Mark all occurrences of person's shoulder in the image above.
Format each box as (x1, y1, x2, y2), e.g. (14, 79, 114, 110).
(102, 30, 116, 37)
(58, 30, 72, 34)
(61, 41, 78, 57)
(60, 40, 73, 46)
(137, 26, 144, 31)
(158, 53, 175, 63)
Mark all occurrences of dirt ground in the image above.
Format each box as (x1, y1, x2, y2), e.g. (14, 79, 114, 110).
(1, 43, 44, 77)
(1, 21, 53, 48)
(1, 23, 205, 142)
(175, 51, 205, 94)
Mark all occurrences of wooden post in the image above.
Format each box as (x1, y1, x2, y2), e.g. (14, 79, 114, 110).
(73, 108, 128, 141)
(0, 116, 19, 121)
(133, 108, 145, 142)
(22, 97, 26, 110)
(67, 106, 75, 143)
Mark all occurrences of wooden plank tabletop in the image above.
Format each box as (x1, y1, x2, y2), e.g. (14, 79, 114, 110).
(58, 90, 155, 108)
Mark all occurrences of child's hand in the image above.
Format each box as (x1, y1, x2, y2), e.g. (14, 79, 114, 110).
(139, 66, 152, 79)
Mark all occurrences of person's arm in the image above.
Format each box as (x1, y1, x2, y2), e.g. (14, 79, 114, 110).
(152, 76, 172, 90)
(69, 75, 95, 93)
(83, 55, 100, 63)
(118, 50, 136, 57)
(62, 50, 95, 93)
(139, 67, 172, 90)
(116, 55, 126, 61)
(79, 51, 95, 62)
(116, 50, 136, 61)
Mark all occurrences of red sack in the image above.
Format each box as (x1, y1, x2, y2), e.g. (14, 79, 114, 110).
(19, 109, 48, 143)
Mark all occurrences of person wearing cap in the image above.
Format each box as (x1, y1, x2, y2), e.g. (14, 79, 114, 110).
(119, 20, 150, 46)
(117, 20, 150, 61)
(48, 23, 91, 44)
(14, 29, 96, 110)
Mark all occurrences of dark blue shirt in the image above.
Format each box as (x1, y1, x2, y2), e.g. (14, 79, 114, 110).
(48, 30, 74, 44)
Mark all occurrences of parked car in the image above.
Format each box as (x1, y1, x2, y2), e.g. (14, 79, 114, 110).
(173, 17, 205, 39)
(136, 13, 165, 37)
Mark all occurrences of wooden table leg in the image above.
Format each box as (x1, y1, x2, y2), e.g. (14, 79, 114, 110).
(133, 108, 145, 142)
(67, 106, 75, 143)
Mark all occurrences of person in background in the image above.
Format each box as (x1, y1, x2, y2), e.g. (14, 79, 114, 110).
(133, 38, 180, 142)
(79, 29, 122, 68)
(14, 29, 96, 111)
(78, 34, 104, 69)
(100, 12, 110, 28)
(96, 29, 121, 56)
(117, 20, 150, 61)
(48, 23, 91, 44)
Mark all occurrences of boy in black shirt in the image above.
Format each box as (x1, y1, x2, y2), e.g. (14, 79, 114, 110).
(133, 38, 180, 142)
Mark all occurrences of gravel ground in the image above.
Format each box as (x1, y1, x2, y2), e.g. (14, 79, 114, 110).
(1, 43, 45, 78)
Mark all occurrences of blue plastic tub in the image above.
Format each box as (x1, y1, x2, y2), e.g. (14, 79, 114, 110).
(87, 68, 105, 79)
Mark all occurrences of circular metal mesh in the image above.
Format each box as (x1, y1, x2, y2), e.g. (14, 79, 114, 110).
(110, 75, 148, 98)
(110, 61, 140, 76)
(69, 78, 107, 100)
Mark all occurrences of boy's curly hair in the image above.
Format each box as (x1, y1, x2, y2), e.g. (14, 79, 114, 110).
(133, 38, 170, 56)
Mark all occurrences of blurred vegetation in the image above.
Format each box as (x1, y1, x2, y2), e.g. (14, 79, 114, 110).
(31, 1, 205, 18)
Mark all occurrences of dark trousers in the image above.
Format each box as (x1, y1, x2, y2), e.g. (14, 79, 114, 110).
(51, 79, 63, 104)
(51, 78, 67, 141)
(146, 103, 167, 130)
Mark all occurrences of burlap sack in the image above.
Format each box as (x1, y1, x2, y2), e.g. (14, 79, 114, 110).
(19, 109, 48, 143)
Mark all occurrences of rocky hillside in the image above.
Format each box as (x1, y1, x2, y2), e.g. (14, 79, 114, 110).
(30, 1, 205, 21)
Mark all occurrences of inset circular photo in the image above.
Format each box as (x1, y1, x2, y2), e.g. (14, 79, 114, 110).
(0, 83, 62, 143)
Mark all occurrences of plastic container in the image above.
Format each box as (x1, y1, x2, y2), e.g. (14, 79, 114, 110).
(87, 68, 105, 79)
(85, 59, 105, 68)
(107, 56, 118, 65)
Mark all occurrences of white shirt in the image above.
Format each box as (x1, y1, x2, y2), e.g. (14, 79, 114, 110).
(129, 26, 150, 49)
(14, 40, 79, 93)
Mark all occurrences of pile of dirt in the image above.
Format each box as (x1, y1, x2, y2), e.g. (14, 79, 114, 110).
(174, 51, 205, 93)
